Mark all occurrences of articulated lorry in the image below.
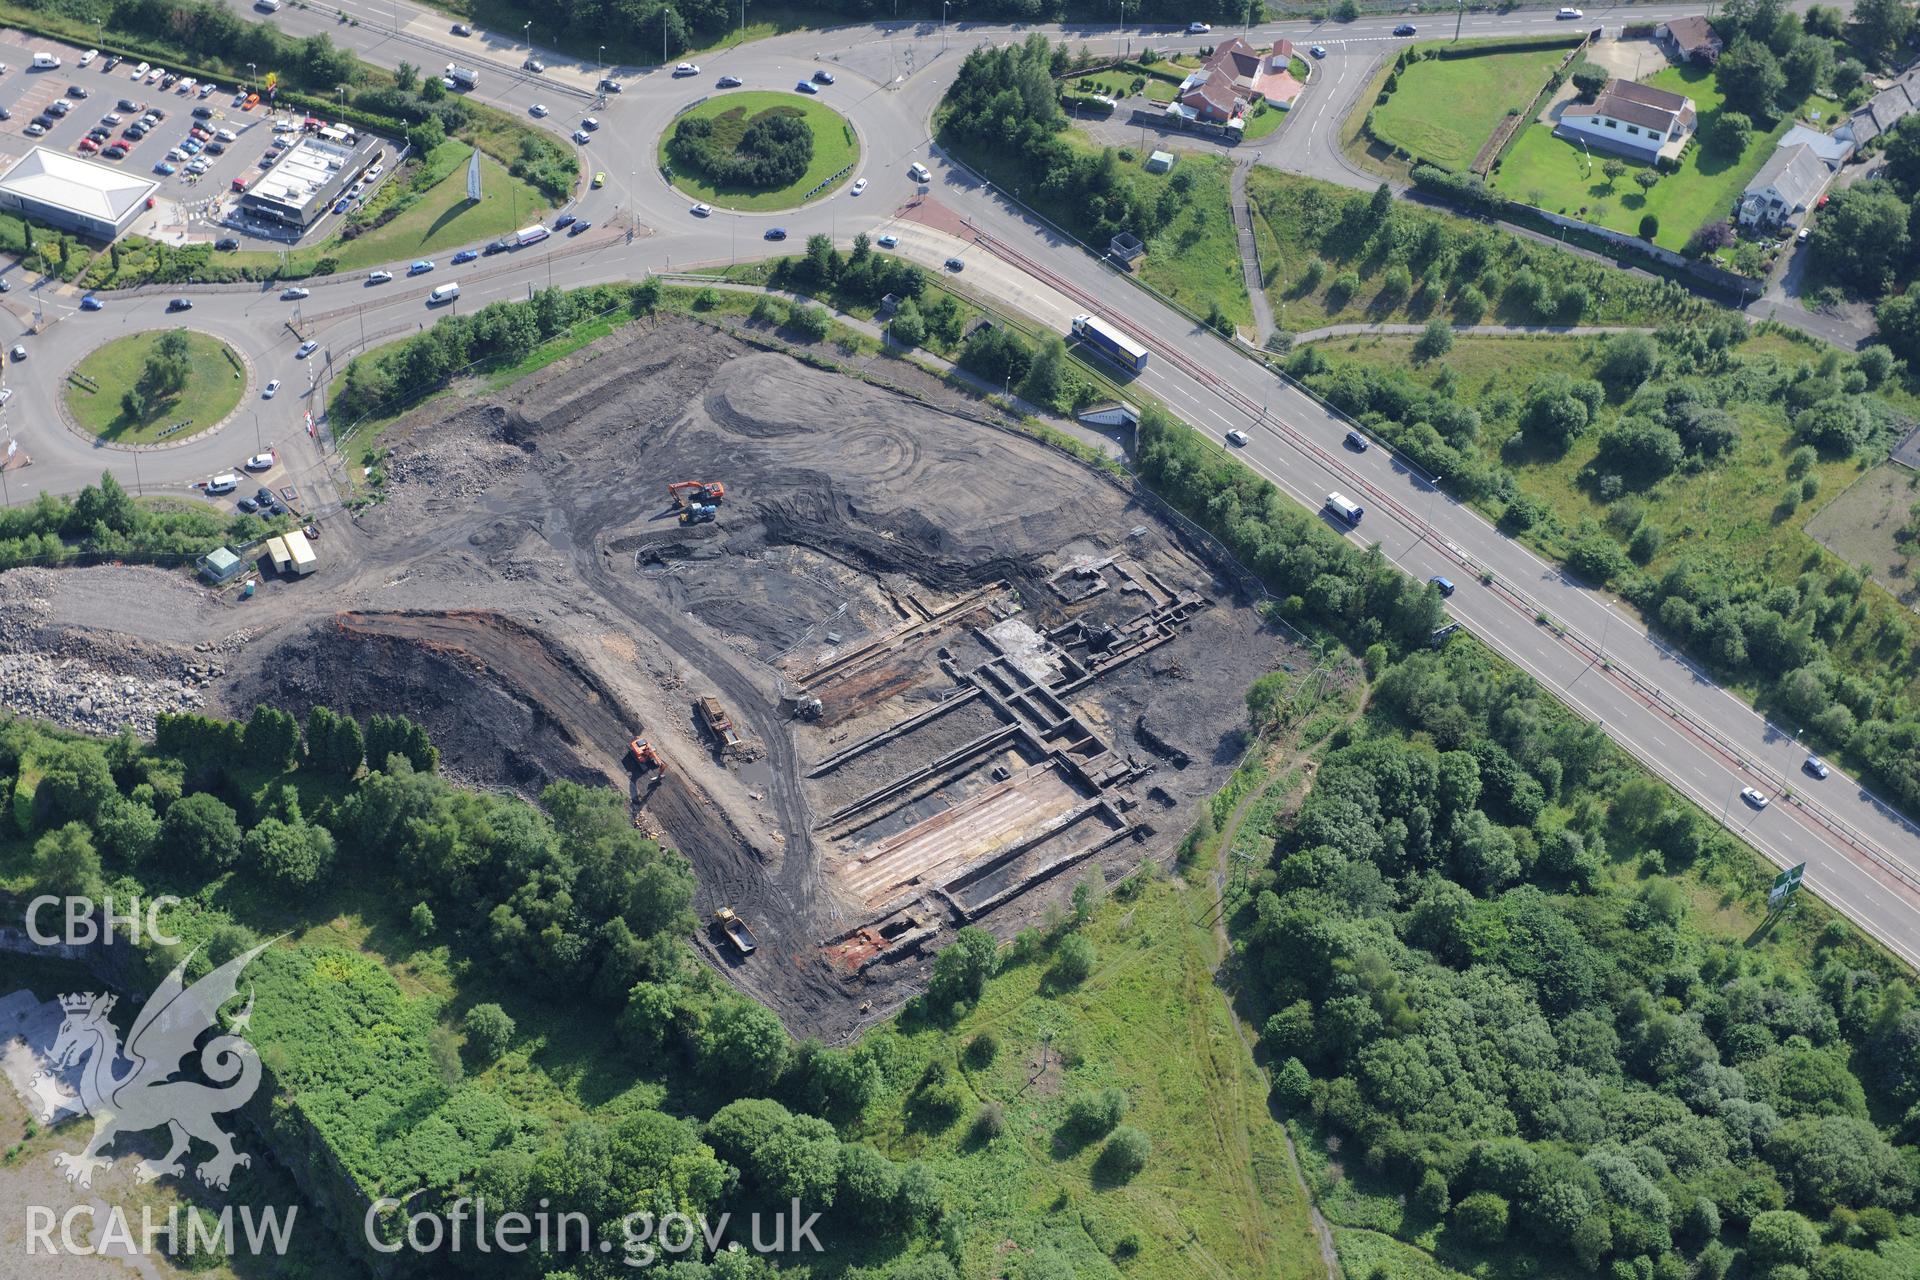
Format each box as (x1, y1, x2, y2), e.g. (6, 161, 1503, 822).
(1069, 313, 1149, 373)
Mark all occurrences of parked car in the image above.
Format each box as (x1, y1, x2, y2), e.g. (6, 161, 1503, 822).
(151, 159, 174, 174)
(1740, 787, 1770, 809)
(77, 138, 99, 153)
(1225, 429, 1249, 446)
(569, 219, 591, 235)
(192, 105, 212, 118)
(67, 83, 89, 98)
(254, 486, 274, 505)
(554, 213, 576, 229)
(237, 497, 259, 514)
(102, 55, 120, 71)
(23, 123, 44, 137)
(102, 143, 126, 158)
(79, 49, 97, 66)
(1804, 756, 1830, 779)
(205, 142, 224, 155)
(7, 345, 23, 361)
(262, 379, 281, 398)
(522, 57, 545, 72)
(1344, 429, 1369, 451)
(716, 74, 741, 88)
(795, 80, 818, 94)
(282, 287, 310, 300)
(166, 297, 192, 311)
(452, 21, 472, 35)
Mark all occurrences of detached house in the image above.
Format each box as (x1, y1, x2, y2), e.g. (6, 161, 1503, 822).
(1554, 78, 1695, 162)
(1655, 17, 1723, 65)
(1737, 143, 1832, 231)
(1172, 36, 1299, 127)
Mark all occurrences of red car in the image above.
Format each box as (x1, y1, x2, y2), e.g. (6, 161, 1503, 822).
(77, 138, 99, 152)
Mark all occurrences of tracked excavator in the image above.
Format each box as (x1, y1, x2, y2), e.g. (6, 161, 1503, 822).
(628, 737, 664, 775)
(667, 480, 726, 508)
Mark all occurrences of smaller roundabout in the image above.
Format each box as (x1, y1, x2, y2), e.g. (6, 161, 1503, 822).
(63, 329, 249, 449)
(657, 89, 862, 213)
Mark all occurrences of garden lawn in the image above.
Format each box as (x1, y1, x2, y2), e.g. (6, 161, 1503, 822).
(658, 91, 859, 211)
(1493, 63, 1843, 252)
(65, 331, 246, 445)
(1370, 38, 1572, 171)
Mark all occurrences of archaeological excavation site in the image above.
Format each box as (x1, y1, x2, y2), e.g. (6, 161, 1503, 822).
(2, 317, 1298, 1038)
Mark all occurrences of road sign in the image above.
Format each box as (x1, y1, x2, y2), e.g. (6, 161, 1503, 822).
(1768, 862, 1806, 910)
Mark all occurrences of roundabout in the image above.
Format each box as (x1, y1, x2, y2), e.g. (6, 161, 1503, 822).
(657, 90, 861, 212)
(63, 330, 248, 448)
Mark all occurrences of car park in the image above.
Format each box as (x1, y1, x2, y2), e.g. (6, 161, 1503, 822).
(452, 248, 478, 264)
(692, 202, 712, 216)
(166, 297, 192, 311)
(282, 286, 309, 300)
(1741, 787, 1770, 809)
(1344, 429, 1369, 451)
(1804, 756, 1830, 779)
(408, 259, 435, 274)
(851, 177, 867, 194)
(716, 74, 741, 88)
(1225, 429, 1249, 446)
(812, 69, 834, 84)
(876, 233, 898, 248)
(795, 80, 818, 94)
(367, 269, 393, 283)
(765, 227, 787, 240)
(262, 379, 280, 398)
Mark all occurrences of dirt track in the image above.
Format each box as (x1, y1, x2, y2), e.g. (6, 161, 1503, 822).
(2, 317, 1298, 1040)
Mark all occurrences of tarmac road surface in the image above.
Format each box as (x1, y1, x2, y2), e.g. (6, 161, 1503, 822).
(4, 2, 1917, 969)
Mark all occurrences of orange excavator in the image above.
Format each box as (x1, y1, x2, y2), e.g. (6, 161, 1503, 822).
(628, 737, 664, 775)
(667, 480, 726, 509)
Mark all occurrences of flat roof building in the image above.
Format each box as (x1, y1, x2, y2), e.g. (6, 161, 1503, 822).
(237, 130, 380, 230)
(0, 147, 157, 240)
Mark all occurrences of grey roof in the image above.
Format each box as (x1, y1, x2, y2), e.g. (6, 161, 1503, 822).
(1745, 143, 1830, 211)
(1563, 77, 1690, 132)
(1851, 77, 1919, 144)
(1661, 17, 1721, 54)
(1777, 124, 1854, 168)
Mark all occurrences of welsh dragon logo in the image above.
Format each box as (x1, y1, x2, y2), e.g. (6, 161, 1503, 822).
(42, 943, 271, 1192)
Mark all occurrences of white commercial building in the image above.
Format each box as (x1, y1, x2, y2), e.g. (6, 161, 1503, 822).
(0, 147, 157, 240)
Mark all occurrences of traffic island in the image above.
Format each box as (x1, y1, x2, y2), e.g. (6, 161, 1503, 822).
(657, 91, 860, 212)
(63, 330, 248, 447)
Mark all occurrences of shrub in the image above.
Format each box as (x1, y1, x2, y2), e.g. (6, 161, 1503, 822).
(1062, 1087, 1128, 1138)
(667, 109, 813, 190)
(463, 1003, 516, 1061)
(964, 1032, 998, 1068)
(1414, 317, 1454, 360)
(971, 1102, 1006, 1143)
(1099, 1125, 1151, 1179)
(410, 902, 436, 936)
(1452, 1191, 1510, 1244)
(1639, 214, 1659, 240)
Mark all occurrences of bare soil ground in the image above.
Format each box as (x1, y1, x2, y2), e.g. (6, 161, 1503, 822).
(0, 316, 1297, 1041)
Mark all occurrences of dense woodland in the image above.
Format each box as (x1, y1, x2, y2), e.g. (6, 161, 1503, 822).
(1236, 640, 1919, 1280)
(2, 709, 969, 1278)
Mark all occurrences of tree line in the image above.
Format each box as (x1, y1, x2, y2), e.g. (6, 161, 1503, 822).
(0, 471, 262, 571)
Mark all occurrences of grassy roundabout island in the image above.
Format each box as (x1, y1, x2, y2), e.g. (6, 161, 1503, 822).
(659, 90, 859, 211)
(65, 330, 247, 446)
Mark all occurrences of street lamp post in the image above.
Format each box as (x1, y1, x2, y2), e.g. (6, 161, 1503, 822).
(942, 1, 950, 50)
(599, 46, 606, 77)
(524, 20, 532, 53)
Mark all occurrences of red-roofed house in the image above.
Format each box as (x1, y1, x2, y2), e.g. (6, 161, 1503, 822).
(1173, 37, 1300, 124)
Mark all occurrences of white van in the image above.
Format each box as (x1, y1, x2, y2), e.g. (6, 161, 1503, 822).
(427, 282, 460, 305)
(1324, 492, 1364, 526)
(30, 52, 60, 70)
(207, 473, 239, 495)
